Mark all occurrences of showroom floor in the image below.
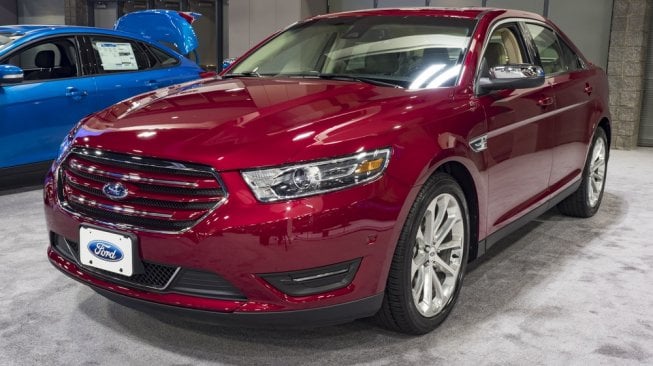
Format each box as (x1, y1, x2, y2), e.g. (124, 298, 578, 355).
(1, 148, 652, 366)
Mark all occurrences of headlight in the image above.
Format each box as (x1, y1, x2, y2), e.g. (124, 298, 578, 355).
(242, 148, 391, 202)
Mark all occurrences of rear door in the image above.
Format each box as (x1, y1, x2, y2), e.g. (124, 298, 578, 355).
(523, 22, 594, 192)
(477, 22, 555, 234)
(0, 35, 97, 168)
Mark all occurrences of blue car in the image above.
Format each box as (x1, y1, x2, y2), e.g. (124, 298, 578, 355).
(0, 10, 210, 186)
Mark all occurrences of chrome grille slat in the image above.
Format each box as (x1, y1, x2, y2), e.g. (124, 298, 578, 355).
(74, 148, 215, 177)
(67, 194, 174, 219)
(65, 179, 217, 210)
(68, 158, 200, 188)
(59, 148, 227, 232)
(66, 166, 222, 196)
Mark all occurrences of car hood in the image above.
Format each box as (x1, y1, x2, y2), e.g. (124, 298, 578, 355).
(75, 77, 449, 170)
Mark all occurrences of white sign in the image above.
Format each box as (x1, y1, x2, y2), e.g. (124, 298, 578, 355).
(95, 42, 139, 71)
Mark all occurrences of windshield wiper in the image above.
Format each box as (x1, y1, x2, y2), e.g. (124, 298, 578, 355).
(283, 72, 403, 88)
(222, 70, 262, 78)
(318, 74, 403, 88)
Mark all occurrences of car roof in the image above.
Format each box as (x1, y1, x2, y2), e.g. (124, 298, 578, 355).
(310, 7, 545, 22)
(0, 25, 157, 55)
(0, 24, 145, 37)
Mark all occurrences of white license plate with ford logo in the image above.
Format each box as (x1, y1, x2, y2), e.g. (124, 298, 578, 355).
(79, 226, 134, 276)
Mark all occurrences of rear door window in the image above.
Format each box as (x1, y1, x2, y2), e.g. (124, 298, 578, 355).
(88, 35, 152, 73)
(143, 43, 179, 67)
(525, 23, 565, 75)
(558, 38, 584, 72)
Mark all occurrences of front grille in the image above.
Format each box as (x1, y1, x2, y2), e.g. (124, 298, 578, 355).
(58, 148, 226, 232)
(96, 261, 178, 289)
(51, 234, 178, 290)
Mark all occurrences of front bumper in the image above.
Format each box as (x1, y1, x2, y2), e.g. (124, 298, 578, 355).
(44, 162, 413, 323)
(49, 246, 382, 327)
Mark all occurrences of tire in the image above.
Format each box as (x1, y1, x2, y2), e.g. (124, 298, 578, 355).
(374, 172, 470, 334)
(557, 127, 608, 218)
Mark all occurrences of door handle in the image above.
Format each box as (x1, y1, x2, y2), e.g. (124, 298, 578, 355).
(537, 96, 554, 107)
(146, 80, 160, 89)
(65, 87, 88, 101)
(584, 83, 593, 96)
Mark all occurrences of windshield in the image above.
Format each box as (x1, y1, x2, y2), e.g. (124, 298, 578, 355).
(0, 32, 24, 50)
(230, 16, 475, 89)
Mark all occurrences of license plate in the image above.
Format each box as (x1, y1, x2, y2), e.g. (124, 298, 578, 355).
(79, 226, 134, 276)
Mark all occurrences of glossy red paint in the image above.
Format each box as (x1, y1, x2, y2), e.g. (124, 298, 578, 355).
(45, 8, 610, 323)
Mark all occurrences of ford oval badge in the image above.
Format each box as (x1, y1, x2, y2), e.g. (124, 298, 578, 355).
(87, 240, 124, 262)
(102, 182, 128, 200)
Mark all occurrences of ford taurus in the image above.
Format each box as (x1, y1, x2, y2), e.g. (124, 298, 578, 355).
(44, 7, 610, 334)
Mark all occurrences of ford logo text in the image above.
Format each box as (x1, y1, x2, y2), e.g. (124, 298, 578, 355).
(87, 240, 124, 262)
(102, 182, 129, 200)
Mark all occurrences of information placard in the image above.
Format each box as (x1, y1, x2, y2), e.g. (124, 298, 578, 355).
(95, 42, 138, 71)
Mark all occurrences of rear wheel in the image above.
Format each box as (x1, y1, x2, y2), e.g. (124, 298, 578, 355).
(375, 173, 469, 334)
(558, 127, 608, 218)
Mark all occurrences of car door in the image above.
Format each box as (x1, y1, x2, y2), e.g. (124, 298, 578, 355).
(0, 35, 97, 168)
(83, 34, 199, 103)
(524, 22, 595, 192)
(475, 22, 555, 234)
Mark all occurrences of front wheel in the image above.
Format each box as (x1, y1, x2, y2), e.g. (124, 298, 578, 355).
(375, 173, 469, 334)
(557, 127, 608, 218)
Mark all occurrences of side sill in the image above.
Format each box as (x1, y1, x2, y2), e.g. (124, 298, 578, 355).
(476, 179, 582, 257)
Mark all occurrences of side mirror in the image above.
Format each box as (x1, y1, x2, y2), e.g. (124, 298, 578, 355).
(478, 64, 545, 92)
(0, 64, 24, 85)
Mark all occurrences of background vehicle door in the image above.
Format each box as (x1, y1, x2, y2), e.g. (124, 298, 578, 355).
(524, 22, 596, 192)
(83, 34, 199, 102)
(477, 22, 555, 234)
(0, 36, 97, 168)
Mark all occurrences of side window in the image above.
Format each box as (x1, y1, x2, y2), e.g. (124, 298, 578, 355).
(525, 23, 565, 75)
(146, 45, 180, 67)
(88, 35, 151, 73)
(558, 38, 583, 72)
(481, 25, 528, 75)
(1, 37, 79, 81)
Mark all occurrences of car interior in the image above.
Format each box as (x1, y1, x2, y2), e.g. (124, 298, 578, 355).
(480, 26, 526, 77)
(3, 39, 78, 81)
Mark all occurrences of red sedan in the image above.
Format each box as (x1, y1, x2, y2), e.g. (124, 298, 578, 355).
(44, 7, 610, 334)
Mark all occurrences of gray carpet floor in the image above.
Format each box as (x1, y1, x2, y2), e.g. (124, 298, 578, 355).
(1, 148, 652, 365)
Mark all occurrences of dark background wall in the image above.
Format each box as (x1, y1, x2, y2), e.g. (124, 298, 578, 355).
(0, 0, 18, 25)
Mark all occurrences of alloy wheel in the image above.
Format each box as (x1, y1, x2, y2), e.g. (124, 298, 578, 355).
(587, 136, 606, 207)
(411, 193, 464, 317)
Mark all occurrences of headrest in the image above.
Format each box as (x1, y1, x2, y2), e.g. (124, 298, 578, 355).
(421, 48, 450, 66)
(485, 43, 508, 68)
(35, 50, 55, 68)
(365, 53, 398, 75)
